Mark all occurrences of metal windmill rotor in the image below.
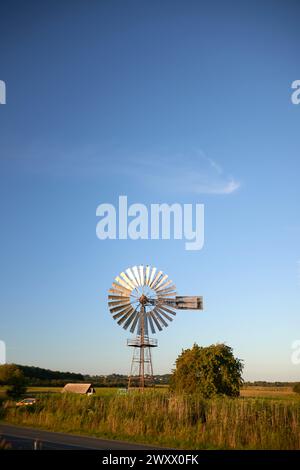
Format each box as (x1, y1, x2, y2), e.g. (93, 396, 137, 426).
(108, 265, 203, 388)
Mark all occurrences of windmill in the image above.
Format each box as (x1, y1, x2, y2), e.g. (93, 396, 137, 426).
(108, 265, 203, 389)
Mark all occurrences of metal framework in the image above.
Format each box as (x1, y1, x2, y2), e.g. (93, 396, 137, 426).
(107, 265, 203, 389)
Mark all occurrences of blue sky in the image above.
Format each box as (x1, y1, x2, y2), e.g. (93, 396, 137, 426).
(1, 0, 300, 380)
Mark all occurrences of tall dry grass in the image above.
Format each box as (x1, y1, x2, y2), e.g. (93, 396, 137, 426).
(2, 391, 300, 449)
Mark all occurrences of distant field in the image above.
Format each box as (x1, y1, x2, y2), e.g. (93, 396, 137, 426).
(0, 385, 299, 400)
(240, 386, 299, 400)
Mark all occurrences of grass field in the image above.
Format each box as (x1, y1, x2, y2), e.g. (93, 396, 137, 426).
(1, 385, 300, 449)
(1, 385, 298, 399)
(240, 386, 298, 400)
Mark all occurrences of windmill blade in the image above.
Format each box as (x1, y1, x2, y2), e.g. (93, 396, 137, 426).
(145, 266, 151, 286)
(156, 285, 177, 295)
(108, 295, 131, 301)
(117, 306, 135, 326)
(155, 306, 173, 322)
(155, 274, 168, 290)
(109, 302, 132, 314)
(139, 265, 146, 287)
(153, 308, 168, 327)
(132, 265, 142, 286)
(155, 279, 173, 292)
(131, 266, 141, 288)
(156, 292, 177, 299)
(112, 305, 133, 319)
(112, 282, 132, 296)
(120, 271, 137, 290)
(109, 288, 131, 297)
(123, 309, 139, 330)
(147, 312, 156, 334)
(149, 310, 163, 331)
(115, 276, 133, 292)
(126, 267, 139, 288)
(130, 310, 141, 334)
(149, 270, 163, 289)
(148, 266, 156, 287)
(155, 304, 176, 316)
(108, 299, 131, 307)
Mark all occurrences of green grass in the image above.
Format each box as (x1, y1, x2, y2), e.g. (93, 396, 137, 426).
(1, 390, 300, 449)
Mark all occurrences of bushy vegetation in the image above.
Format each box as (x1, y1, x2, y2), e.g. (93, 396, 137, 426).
(0, 364, 27, 399)
(2, 391, 300, 449)
(170, 344, 243, 398)
(293, 383, 300, 394)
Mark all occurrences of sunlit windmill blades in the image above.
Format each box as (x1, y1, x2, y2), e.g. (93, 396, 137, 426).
(123, 309, 139, 330)
(146, 312, 156, 334)
(155, 279, 173, 292)
(126, 267, 139, 288)
(117, 307, 135, 326)
(109, 303, 132, 314)
(108, 289, 131, 297)
(115, 276, 133, 291)
(152, 308, 169, 327)
(111, 282, 132, 295)
(149, 270, 162, 289)
(113, 306, 133, 320)
(149, 311, 163, 331)
(129, 311, 141, 334)
(145, 265, 151, 286)
(108, 299, 131, 307)
(155, 274, 169, 290)
(120, 271, 137, 290)
(155, 304, 177, 317)
(148, 266, 156, 287)
(156, 282, 176, 293)
(139, 265, 145, 287)
(154, 306, 174, 322)
(132, 265, 142, 286)
(108, 265, 176, 335)
(108, 295, 130, 301)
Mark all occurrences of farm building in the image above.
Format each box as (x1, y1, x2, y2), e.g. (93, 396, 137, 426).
(62, 383, 95, 395)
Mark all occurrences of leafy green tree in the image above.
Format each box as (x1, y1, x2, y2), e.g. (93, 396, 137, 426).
(170, 343, 243, 398)
(0, 364, 27, 399)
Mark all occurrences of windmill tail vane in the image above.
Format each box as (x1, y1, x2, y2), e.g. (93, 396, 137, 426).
(107, 265, 203, 389)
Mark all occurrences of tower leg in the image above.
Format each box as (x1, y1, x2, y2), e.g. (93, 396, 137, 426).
(128, 341, 157, 389)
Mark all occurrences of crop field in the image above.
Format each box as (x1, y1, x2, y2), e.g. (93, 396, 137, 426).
(240, 386, 298, 400)
(1, 385, 298, 399)
(1, 386, 300, 449)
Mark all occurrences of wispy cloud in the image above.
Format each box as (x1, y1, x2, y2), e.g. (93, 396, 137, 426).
(2, 141, 240, 195)
(121, 149, 241, 196)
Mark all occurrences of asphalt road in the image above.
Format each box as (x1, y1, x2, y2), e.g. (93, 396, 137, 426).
(0, 423, 159, 450)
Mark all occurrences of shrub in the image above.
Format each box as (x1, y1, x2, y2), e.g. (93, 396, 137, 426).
(170, 343, 243, 398)
(293, 383, 300, 394)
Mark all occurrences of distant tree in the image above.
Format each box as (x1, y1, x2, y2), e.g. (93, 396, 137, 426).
(0, 364, 27, 399)
(293, 383, 300, 394)
(16, 364, 84, 383)
(170, 343, 243, 398)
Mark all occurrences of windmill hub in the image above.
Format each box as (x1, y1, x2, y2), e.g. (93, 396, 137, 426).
(139, 294, 148, 305)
